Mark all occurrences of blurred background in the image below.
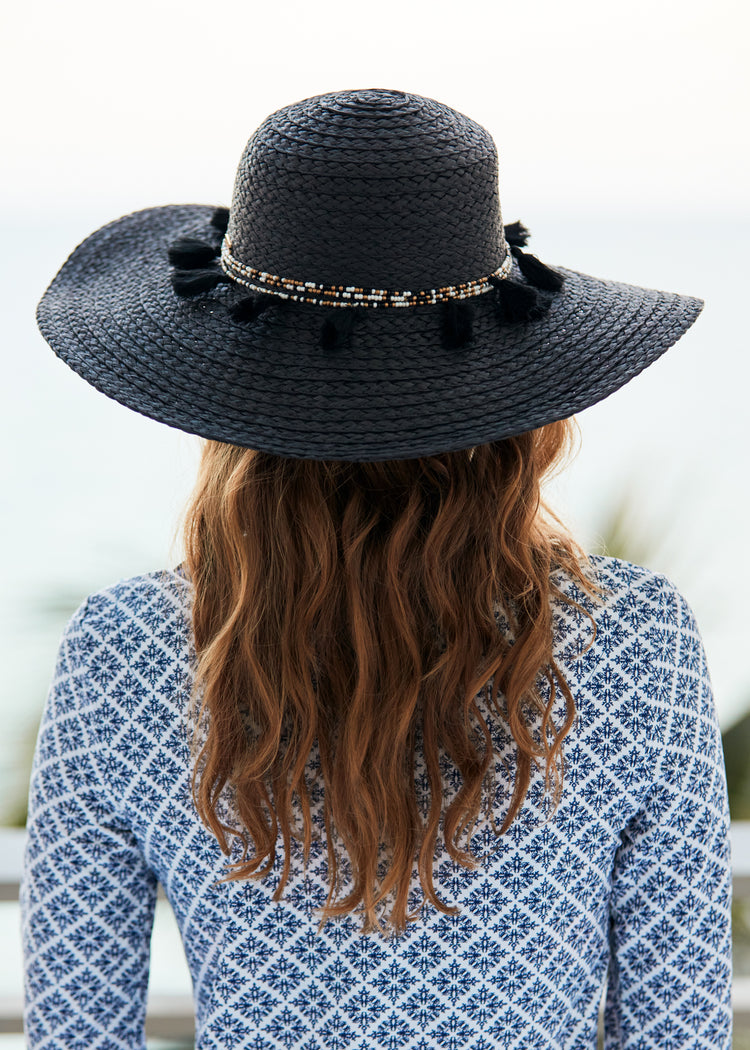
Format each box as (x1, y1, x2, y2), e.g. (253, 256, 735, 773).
(1, 0, 748, 1045)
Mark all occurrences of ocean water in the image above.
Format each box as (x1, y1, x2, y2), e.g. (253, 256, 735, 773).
(1, 211, 748, 826)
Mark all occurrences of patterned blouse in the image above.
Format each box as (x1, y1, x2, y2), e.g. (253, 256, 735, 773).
(20, 554, 732, 1049)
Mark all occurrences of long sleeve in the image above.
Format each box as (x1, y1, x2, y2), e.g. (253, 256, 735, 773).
(604, 578, 733, 1048)
(20, 599, 159, 1049)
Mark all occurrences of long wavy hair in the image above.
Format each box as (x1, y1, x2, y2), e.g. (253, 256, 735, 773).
(181, 419, 601, 938)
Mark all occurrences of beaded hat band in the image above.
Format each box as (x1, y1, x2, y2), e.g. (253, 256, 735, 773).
(219, 236, 515, 308)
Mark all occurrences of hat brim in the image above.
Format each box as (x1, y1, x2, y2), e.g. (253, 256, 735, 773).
(37, 204, 704, 460)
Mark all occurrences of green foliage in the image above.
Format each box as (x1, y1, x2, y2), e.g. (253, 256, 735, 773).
(721, 711, 750, 820)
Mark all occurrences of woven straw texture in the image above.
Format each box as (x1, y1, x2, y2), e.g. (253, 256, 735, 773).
(226, 89, 503, 289)
(36, 88, 704, 460)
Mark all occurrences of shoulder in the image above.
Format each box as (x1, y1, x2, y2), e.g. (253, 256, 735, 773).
(79, 565, 192, 626)
(60, 566, 194, 679)
(46, 569, 195, 807)
(549, 553, 706, 710)
(553, 552, 698, 635)
(547, 556, 712, 786)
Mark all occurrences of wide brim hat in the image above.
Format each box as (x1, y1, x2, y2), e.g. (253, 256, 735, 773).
(36, 88, 704, 461)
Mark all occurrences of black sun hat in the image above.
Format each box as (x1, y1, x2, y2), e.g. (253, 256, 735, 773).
(36, 87, 704, 461)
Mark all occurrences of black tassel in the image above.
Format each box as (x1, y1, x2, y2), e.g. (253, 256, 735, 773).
(167, 237, 219, 268)
(510, 245, 565, 291)
(171, 267, 231, 297)
(441, 299, 474, 350)
(503, 221, 531, 247)
(210, 206, 230, 233)
(319, 307, 359, 351)
(228, 293, 276, 322)
(488, 275, 549, 324)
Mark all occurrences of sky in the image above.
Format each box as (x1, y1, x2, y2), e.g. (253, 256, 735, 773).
(1, 0, 748, 219)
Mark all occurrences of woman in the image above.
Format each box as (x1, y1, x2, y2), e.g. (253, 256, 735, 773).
(22, 88, 731, 1048)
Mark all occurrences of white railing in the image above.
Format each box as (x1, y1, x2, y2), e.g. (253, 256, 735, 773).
(2, 824, 750, 1041)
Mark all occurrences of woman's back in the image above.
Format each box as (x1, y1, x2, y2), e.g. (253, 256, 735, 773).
(21, 553, 731, 1049)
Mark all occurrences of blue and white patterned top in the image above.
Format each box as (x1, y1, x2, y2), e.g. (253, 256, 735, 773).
(20, 554, 732, 1049)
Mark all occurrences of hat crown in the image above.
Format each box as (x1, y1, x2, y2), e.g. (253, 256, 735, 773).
(226, 89, 506, 290)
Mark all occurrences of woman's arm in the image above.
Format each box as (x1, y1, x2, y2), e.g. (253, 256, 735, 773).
(605, 578, 733, 1048)
(20, 599, 159, 1049)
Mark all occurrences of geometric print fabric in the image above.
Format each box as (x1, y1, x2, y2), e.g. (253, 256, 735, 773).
(20, 555, 732, 1048)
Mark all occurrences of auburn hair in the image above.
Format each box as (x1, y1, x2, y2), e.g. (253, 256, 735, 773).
(182, 419, 601, 939)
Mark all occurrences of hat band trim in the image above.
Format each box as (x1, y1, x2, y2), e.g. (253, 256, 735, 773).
(219, 237, 513, 307)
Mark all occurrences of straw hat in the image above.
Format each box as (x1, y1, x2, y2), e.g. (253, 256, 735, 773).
(36, 87, 703, 460)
